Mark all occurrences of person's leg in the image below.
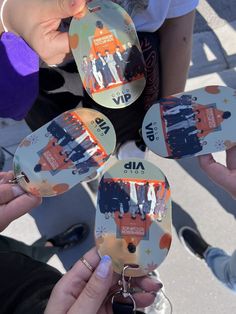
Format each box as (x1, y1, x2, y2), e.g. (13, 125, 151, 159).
(0, 223, 89, 263)
(0, 251, 62, 314)
(204, 248, 236, 292)
(25, 65, 84, 131)
(0, 234, 58, 263)
(179, 226, 236, 292)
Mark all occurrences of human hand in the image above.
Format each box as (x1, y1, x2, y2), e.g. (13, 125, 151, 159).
(45, 247, 162, 314)
(198, 146, 236, 199)
(0, 171, 41, 232)
(1, 0, 86, 64)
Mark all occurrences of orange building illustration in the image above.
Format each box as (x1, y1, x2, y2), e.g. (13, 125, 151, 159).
(193, 104, 231, 138)
(34, 139, 74, 174)
(90, 21, 124, 56)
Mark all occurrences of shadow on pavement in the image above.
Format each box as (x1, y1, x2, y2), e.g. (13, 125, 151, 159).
(176, 157, 236, 219)
(172, 201, 198, 235)
(191, 2, 236, 80)
(31, 183, 96, 270)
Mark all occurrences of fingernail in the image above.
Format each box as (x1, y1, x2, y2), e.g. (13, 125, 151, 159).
(96, 255, 112, 279)
(151, 278, 163, 287)
(11, 185, 25, 197)
(156, 283, 163, 290)
(152, 281, 163, 291)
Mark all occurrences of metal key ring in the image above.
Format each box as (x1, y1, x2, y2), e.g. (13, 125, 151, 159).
(111, 265, 137, 311)
(111, 291, 137, 312)
(8, 174, 26, 184)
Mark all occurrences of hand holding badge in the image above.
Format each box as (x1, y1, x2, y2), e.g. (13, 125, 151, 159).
(142, 85, 236, 159)
(12, 108, 116, 197)
(69, 0, 146, 109)
(95, 159, 172, 312)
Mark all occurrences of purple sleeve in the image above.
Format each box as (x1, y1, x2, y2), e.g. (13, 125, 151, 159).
(0, 32, 39, 120)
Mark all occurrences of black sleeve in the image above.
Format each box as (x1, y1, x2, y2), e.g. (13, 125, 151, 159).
(0, 251, 62, 314)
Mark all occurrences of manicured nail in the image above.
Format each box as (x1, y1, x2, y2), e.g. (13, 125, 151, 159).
(152, 281, 163, 291)
(0, 178, 5, 184)
(96, 255, 112, 279)
(150, 278, 163, 288)
(11, 185, 25, 197)
(156, 283, 163, 290)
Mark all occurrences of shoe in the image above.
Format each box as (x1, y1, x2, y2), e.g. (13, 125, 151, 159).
(116, 141, 148, 160)
(47, 223, 89, 250)
(178, 226, 210, 259)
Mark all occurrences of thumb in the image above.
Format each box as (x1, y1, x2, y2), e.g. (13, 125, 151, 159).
(198, 154, 234, 192)
(68, 256, 113, 314)
(46, 0, 87, 19)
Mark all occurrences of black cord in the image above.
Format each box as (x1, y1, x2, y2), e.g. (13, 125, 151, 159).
(1, 146, 14, 157)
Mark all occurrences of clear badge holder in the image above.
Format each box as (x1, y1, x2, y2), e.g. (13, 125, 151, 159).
(69, 0, 146, 109)
(95, 159, 172, 312)
(142, 85, 236, 159)
(12, 108, 116, 197)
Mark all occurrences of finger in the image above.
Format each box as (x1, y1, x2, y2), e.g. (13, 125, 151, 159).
(0, 171, 14, 184)
(0, 184, 25, 204)
(45, 247, 101, 314)
(69, 256, 113, 314)
(133, 276, 163, 293)
(198, 154, 235, 193)
(0, 193, 41, 231)
(226, 146, 236, 170)
(133, 291, 156, 308)
(110, 277, 162, 309)
(110, 291, 156, 310)
(44, 52, 70, 66)
(64, 247, 100, 290)
(45, 31, 71, 63)
(45, 0, 87, 19)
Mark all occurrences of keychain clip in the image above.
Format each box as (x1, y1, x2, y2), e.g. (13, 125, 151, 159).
(8, 174, 27, 184)
(120, 265, 132, 298)
(111, 265, 137, 312)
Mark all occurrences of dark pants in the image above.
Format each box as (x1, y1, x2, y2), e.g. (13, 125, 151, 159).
(0, 235, 59, 263)
(0, 235, 59, 314)
(0, 251, 61, 314)
(25, 32, 161, 148)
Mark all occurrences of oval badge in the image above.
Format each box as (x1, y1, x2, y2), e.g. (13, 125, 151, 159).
(95, 159, 172, 277)
(69, 0, 146, 109)
(142, 86, 236, 158)
(13, 108, 116, 197)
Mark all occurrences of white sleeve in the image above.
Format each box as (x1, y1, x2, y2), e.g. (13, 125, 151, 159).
(167, 0, 199, 19)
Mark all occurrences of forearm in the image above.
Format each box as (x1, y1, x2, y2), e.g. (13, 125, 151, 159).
(158, 10, 195, 97)
(205, 248, 236, 291)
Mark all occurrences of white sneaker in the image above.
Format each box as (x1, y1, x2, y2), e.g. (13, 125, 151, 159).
(117, 141, 148, 160)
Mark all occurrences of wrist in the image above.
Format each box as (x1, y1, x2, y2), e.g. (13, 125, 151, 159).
(0, 0, 21, 36)
(0, 0, 14, 35)
(0, 0, 10, 34)
(0, 0, 4, 34)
